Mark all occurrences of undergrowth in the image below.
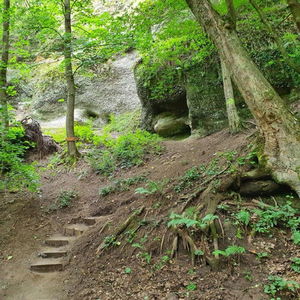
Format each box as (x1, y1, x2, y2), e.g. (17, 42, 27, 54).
(0, 108, 39, 192)
(87, 129, 162, 175)
(99, 174, 147, 196)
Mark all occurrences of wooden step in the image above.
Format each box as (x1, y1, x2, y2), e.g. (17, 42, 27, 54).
(30, 258, 63, 272)
(64, 223, 89, 236)
(45, 234, 74, 247)
(39, 248, 68, 258)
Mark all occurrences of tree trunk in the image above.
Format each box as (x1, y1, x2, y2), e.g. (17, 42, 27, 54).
(287, 0, 300, 33)
(186, 0, 300, 196)
(63, 0, 79, 158)
(0, 0, 10, 130)
(221, 59, 240, 133)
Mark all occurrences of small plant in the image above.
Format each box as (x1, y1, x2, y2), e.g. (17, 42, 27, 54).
(102, 235, 121, 248)
(291, 231, 300, 245)
(57, 190, 77, 208)
(154, 255, 171, 270)
(291, 258, 300, 273)
(174, 166, 201, 193)
(256, 252, 269, 260)
(135, 180, 167, 195)
(124, 267, 132, 274)
(213, 245, 246, 257)
(243, 270, 253, 281)
(139, 252, 152, 264)
(168, 212, 217, 230)
(186, 282, 197, 291)
(194, 249, 204, 256)
(234, 210, 251, 226)
(264, 275, 300, 299)
(99, 175, 147, 196)
(251, 201, 298, 234)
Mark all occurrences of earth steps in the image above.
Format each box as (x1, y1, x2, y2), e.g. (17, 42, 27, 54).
(30, 217, 102, 273)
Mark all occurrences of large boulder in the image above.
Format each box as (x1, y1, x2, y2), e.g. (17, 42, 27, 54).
(153, 113, 190, 137)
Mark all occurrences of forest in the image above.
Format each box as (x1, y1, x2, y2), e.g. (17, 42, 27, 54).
(0, 0, 300, 299)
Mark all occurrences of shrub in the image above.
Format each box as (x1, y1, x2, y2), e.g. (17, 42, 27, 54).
(0, 111, 39, 192)
(87, 130, 161, 175)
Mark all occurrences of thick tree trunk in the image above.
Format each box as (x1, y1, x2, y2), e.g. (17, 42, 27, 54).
(0, 0, 10, 130)
(221, 59, 240, 133)
(186, 0, 300, 195)
(287, 0, 300, 33)
(63, 0, 79, 158)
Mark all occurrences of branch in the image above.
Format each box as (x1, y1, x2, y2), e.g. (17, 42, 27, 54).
(34, 26, 64, 40)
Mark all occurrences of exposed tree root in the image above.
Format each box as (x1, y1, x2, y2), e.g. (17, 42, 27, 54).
(96, 206, 145, 254)
(170, 235, 178, 258)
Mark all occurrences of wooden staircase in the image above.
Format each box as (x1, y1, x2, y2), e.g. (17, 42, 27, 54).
(30, 217, 102, 273)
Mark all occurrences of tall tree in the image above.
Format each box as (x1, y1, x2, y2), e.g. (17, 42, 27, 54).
(185, 0, 300, 196)
(0, 0, 10, 130)
(63, 0, 80, 158)
(287, 0, 300, 33)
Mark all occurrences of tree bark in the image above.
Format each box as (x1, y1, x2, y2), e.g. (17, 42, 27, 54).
(0, 0, 10, 130)
(185, 0, 300, 196)
(63, 0, 80, 158)
(250, 0, 300, 73)
(287, 0, 300, 33)
(221, 59, 240, 133)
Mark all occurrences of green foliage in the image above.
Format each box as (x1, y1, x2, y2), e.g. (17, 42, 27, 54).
(99, 175, 147, 196)
(264, 276, 300, 299)
(168, 212, 217, 230)
(135, 180, 167, 195)
(124, 267, 132, 274)
(291, 258, 300, 273)
(256, 252, 269, 260)
(74, 121, 100, 145)
(186, 283, 197, 291)
(87, 130, 161, 176)
(0, 110, 39, 192)
(138, 252, 152, 264)
(102, 235, 121, 249)
(291, 231, 300, 245)
(57, 190, 77, 208)
(234, 210, 251, 226)
(174, 167, 201, 193)
(103, 111, 141, 134)
(251, 201, 298, 233)
(213, 245, 246, 257)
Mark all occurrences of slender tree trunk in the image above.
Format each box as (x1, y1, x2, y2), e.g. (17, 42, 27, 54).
(287, 0, 300, 33)
(63, 0, 79, 158)
(221, 59, 240, 133)
(250, 0, 300, 73)
(0, 0, 10, 130)
(225, 0, 236, 28)
(186, 0, 300, 195)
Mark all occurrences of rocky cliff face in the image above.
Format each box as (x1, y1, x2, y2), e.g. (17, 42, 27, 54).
(134, 56, 228, 137)
(16, 51, 141, 126)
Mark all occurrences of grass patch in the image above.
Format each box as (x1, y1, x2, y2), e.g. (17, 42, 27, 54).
(87, 129, 162, 176)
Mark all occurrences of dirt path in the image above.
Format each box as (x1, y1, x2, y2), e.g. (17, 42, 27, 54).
(1, 263, 67, 300)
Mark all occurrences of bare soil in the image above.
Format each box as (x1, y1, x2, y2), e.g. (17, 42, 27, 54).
(1, 128, 299, 299)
